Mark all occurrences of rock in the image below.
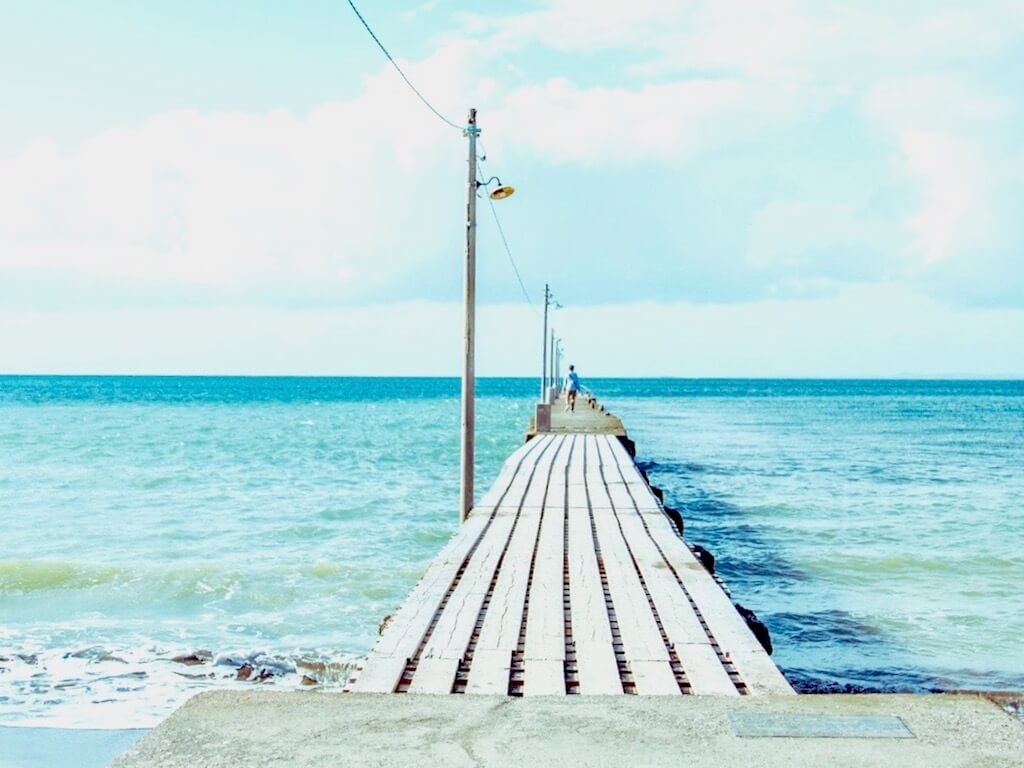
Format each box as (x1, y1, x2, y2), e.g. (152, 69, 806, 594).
(297, 659, 327, 674)
(172, 651, 212, 666)
(301, 675, 318, 686)
(236, 663, 254, 681)
(174, 671, 215, 680)
(663, 506, 684, 536)
(690, 544, 715, 574)
(68, 646, 105, 660)
(650, 485, 664, 502)
(734, 603, 773, 655)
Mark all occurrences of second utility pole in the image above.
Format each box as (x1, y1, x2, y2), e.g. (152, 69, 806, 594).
(541, 283, 550, 401)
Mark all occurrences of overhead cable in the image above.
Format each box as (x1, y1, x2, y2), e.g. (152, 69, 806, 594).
(346, 0, 463, 131)
(488, 195, 540, 316)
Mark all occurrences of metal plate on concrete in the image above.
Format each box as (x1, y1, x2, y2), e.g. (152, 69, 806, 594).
(728, 712, 914, 739)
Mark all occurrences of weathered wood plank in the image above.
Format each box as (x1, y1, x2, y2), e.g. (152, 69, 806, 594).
(466, 437, 565, 694)
(586, 437, 677, 695)
(521, 437, 571, 696)
(631, 660, 682, 695)
(674, 643, 739, 695)
(463, 649, 512, 695)
(593, 436, 739, 696)
(410, 514, 517, 692)
(727, 649, 795, 695)
(522, 659, 565, 695)
(643, 517, 794, 694)
(416, 439, 566, 690)
(406, 657, 460, 695)
(567, 436, 622, 695)
(350, 514, 489, 693)
(476, 437, 546, 511)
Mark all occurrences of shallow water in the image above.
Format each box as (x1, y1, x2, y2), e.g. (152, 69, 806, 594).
(1, 377, 1022, 726)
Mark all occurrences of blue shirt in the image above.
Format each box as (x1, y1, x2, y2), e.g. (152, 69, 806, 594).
(565, 371, 580, 392)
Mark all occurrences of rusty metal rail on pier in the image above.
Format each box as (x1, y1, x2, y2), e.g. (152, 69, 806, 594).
(349, 400, 793, 697)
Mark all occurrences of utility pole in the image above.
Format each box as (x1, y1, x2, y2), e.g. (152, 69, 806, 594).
(550, 328, 556, 401)
(541, 283, 550, 401)
(460, 108, 479, 524)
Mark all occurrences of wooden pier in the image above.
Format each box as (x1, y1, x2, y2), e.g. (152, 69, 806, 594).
(351, 397, 793, 697)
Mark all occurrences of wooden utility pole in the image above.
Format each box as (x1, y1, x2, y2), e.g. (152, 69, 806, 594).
(460, 108, 479, 524)
(550, 328, 556, 400)
(541, 283, 550, 401)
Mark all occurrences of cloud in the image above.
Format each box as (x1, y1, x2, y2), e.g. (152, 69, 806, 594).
(899, 130, 986, 265)
(401, 3, 438, 24)
(859, 74, 1023, 303)
(2, 284, 1021, 376)
(0, 41, 485, 306)
(2, 0, 1023, 317)
(493, 77, 761, 165)
(477, 0, 1024, 84)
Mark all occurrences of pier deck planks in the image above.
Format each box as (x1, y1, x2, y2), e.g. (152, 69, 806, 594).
(351, 401, 794, 697)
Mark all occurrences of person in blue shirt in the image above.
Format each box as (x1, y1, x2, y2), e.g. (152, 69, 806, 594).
(564, 365, 581, 412)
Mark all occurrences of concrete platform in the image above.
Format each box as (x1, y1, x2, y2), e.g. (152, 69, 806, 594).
(112, 691, 1023, 767)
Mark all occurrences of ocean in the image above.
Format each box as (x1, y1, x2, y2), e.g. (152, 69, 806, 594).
(1, 377, 1022, 727)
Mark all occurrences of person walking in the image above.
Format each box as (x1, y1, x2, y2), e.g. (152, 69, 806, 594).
(564, 365, 581, 412)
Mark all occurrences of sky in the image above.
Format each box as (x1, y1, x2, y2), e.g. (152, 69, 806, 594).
(1, 0, 1022, 377)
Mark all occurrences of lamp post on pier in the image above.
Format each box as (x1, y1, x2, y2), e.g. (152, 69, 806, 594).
(549, 328, 556, 402)
(541, 284, 550, 401)
(460, 108, 514, 524)
(540, 285, 561, 401)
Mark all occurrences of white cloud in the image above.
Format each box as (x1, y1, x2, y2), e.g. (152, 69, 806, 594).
(0, 44, 481, 300)
(899, 130, 987, 265)
(747, 201, 882, 269)
(493, 77, 760, 165)
(462, 0, 682, 54)
(2, 0, 1023, 321)
(861, 75, 1016, 273)
(2, 285, 1021, 376)
(483, 0, 1024, 84)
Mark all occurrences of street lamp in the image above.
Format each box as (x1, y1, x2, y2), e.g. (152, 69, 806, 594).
(486, 179, 515, 200)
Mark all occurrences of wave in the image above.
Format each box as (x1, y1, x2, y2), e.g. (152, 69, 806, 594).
(0, 560, 127, 592)
(0, 644, 362, 729)
(0, 559, 248, 603)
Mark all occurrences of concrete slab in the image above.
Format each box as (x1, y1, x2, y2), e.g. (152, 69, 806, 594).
(112, 692, 1023, 768)
(728, 711, 914, 738)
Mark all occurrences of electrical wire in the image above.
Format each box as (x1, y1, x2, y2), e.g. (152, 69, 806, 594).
(488, 195, 540, 316)
(346, 0, 463, 131)
(346, 2, 538, 320)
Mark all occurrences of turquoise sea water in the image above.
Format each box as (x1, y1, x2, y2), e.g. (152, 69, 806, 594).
(1, 377, 1022, 726)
